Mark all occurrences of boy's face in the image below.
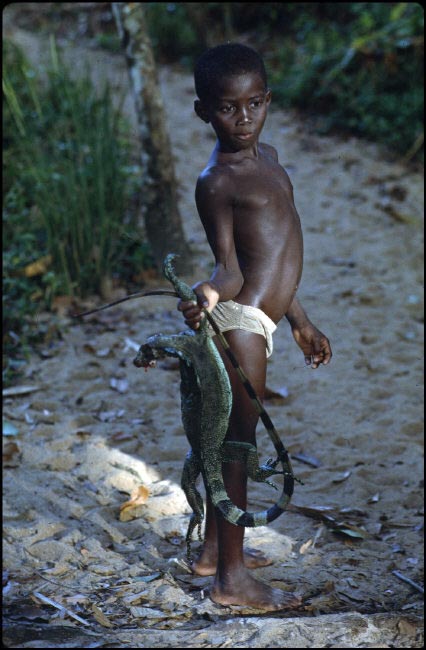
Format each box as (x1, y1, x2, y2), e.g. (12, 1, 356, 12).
(195, 72, 271, 153)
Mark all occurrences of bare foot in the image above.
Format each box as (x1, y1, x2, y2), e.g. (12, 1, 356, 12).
(191, 546, 273, 576)
(211, 571, 302, 612)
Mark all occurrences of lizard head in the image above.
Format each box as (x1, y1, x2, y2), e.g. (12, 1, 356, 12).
(133, 343, 166, 369)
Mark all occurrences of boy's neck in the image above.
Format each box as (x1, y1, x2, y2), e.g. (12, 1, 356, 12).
(215, 140, 260, 161)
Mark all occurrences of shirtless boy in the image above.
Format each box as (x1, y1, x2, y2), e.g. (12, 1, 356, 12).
(178, 43, 332, 612)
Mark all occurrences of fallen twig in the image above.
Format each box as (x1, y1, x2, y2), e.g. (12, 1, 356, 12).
(392, 570, 424, 595)
(33, 591, 90, 626)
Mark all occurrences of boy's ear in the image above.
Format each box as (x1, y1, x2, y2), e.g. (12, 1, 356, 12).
(265, 89, 272, 106)
(194, 99, 210, 124)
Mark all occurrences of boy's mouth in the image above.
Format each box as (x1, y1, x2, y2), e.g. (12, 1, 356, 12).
(234, 133, 254, 140)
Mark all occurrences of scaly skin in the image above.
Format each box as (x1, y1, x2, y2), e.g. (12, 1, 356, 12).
(134, 254, 295, 560)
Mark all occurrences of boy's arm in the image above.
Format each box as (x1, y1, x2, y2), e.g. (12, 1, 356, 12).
(286, 296, 332, 369)
(178, 171, 243, 329)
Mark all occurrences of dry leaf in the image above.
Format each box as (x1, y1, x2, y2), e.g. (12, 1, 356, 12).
(3, 441, 21, 467)
(3, 386, 41, 397)
(299, 539, 313, 554)
(96, 347, 112, 357)
(367, 493, 380, 503)
(110, 377, 129, 393)
(119, 485, 150, 522)
(3, 420, 19, 436)
(51, 295, 74, 317)
(91, 603, 113, 628)
(289, 504, 337, 522)
(122, 590, 149, 606)
(98, 409, 125, 422)
(337, 588, 365, 603)
(323, 580, 336, 593)
(129, 606, 168, 620)
(332, 470, 352, 483)
(289, 503, 369, 539)
(134, 572, 162, 583)
(120, 485, 150, 508)
(64, 594, 90, 606)
(111, 431, 134, 442)
(23, 255, 52, 277)
(292, 452, 321, 468)
(333, 523, 369, 539)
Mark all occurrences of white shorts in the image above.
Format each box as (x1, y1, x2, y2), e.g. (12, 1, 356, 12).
(206, 300, 277, 358)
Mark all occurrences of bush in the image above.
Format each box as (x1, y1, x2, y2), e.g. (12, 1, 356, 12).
(2, 38, 153, 384)
(267, 3, 424, 156)
(144, 2, 424, 158)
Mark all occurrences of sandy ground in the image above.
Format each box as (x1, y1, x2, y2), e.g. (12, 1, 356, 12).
(3, 10, 424, 648)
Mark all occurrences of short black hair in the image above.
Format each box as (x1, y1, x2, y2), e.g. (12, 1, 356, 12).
(194, 43, 268, 102)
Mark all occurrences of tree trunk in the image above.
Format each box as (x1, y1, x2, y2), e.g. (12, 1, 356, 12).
(112, 2, 192, 274)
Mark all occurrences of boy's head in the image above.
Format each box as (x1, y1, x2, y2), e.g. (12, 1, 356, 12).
(194, 43, 268, 104)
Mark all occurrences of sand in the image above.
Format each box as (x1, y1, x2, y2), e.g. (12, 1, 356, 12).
(3, 9, 424, 648)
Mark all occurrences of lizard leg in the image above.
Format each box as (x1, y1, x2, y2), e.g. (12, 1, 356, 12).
(181, 450, 204, 561)
(222, 440, 283, 488)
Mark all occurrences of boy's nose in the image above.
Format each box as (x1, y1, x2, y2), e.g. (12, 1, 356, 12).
(236, 107, 251, 124)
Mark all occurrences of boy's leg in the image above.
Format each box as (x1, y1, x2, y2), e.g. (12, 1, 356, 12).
(192, 496, 272, 574)
(191, 328, 271, 575)
(204, 329, 301, 610)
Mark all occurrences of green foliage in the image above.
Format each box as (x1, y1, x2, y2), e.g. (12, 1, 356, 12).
(2, 38, 153, 384)
(267, 3, 424, 155)
(145, 3, 202, 65)
(145, 2, 423, 158)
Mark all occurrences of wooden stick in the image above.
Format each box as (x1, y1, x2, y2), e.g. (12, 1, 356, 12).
(33, 591, 90, 625)
(392, 570, 424, 595)
(72, 289, 178, 318)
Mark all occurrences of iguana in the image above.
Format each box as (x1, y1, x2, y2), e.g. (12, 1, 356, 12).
(133, 254, 296, 560)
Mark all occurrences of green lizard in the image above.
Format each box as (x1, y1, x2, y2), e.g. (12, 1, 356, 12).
(133, 254, 296, 560)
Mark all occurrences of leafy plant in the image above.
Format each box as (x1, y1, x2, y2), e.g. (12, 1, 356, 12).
(2, 38, 153, 384)
(143, 2, 424, 158)
(266, 3, 424, 157)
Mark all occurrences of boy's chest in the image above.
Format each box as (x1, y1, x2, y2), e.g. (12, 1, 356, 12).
(233, 163, 292, 211)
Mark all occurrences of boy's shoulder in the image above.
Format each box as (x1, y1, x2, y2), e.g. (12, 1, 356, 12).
(259, 141, 279, 161)
(196, 161, 234, 196)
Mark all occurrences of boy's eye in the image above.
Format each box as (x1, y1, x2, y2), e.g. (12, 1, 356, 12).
(220, 105, 234, 113)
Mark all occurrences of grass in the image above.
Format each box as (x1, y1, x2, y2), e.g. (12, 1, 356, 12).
(3, 37, 153, 385)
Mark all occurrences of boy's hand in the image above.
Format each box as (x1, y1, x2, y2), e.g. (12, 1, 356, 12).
(177, 281, 219, 330)
(291, 322, 332, 369)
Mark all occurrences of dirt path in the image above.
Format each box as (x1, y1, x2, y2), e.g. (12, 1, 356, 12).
(3, 11, 424, 648)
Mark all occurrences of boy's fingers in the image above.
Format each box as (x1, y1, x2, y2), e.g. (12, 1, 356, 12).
(177, 299, 203, 322)
(184, 314, 204, 330)
(183, 306, 201, 319)
(185, 320, 201, 330)
(177, 299, 198, 312)
(310, 346, 332, 369)
(193, 291, 209, 309)
(322, 350, 332, 364)
(319, 340, 332, 365)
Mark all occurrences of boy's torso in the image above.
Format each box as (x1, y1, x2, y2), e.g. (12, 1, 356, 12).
(205, 143, 303, 323)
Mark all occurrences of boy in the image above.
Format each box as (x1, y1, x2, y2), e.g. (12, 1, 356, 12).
(178, 43, 332, 611)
